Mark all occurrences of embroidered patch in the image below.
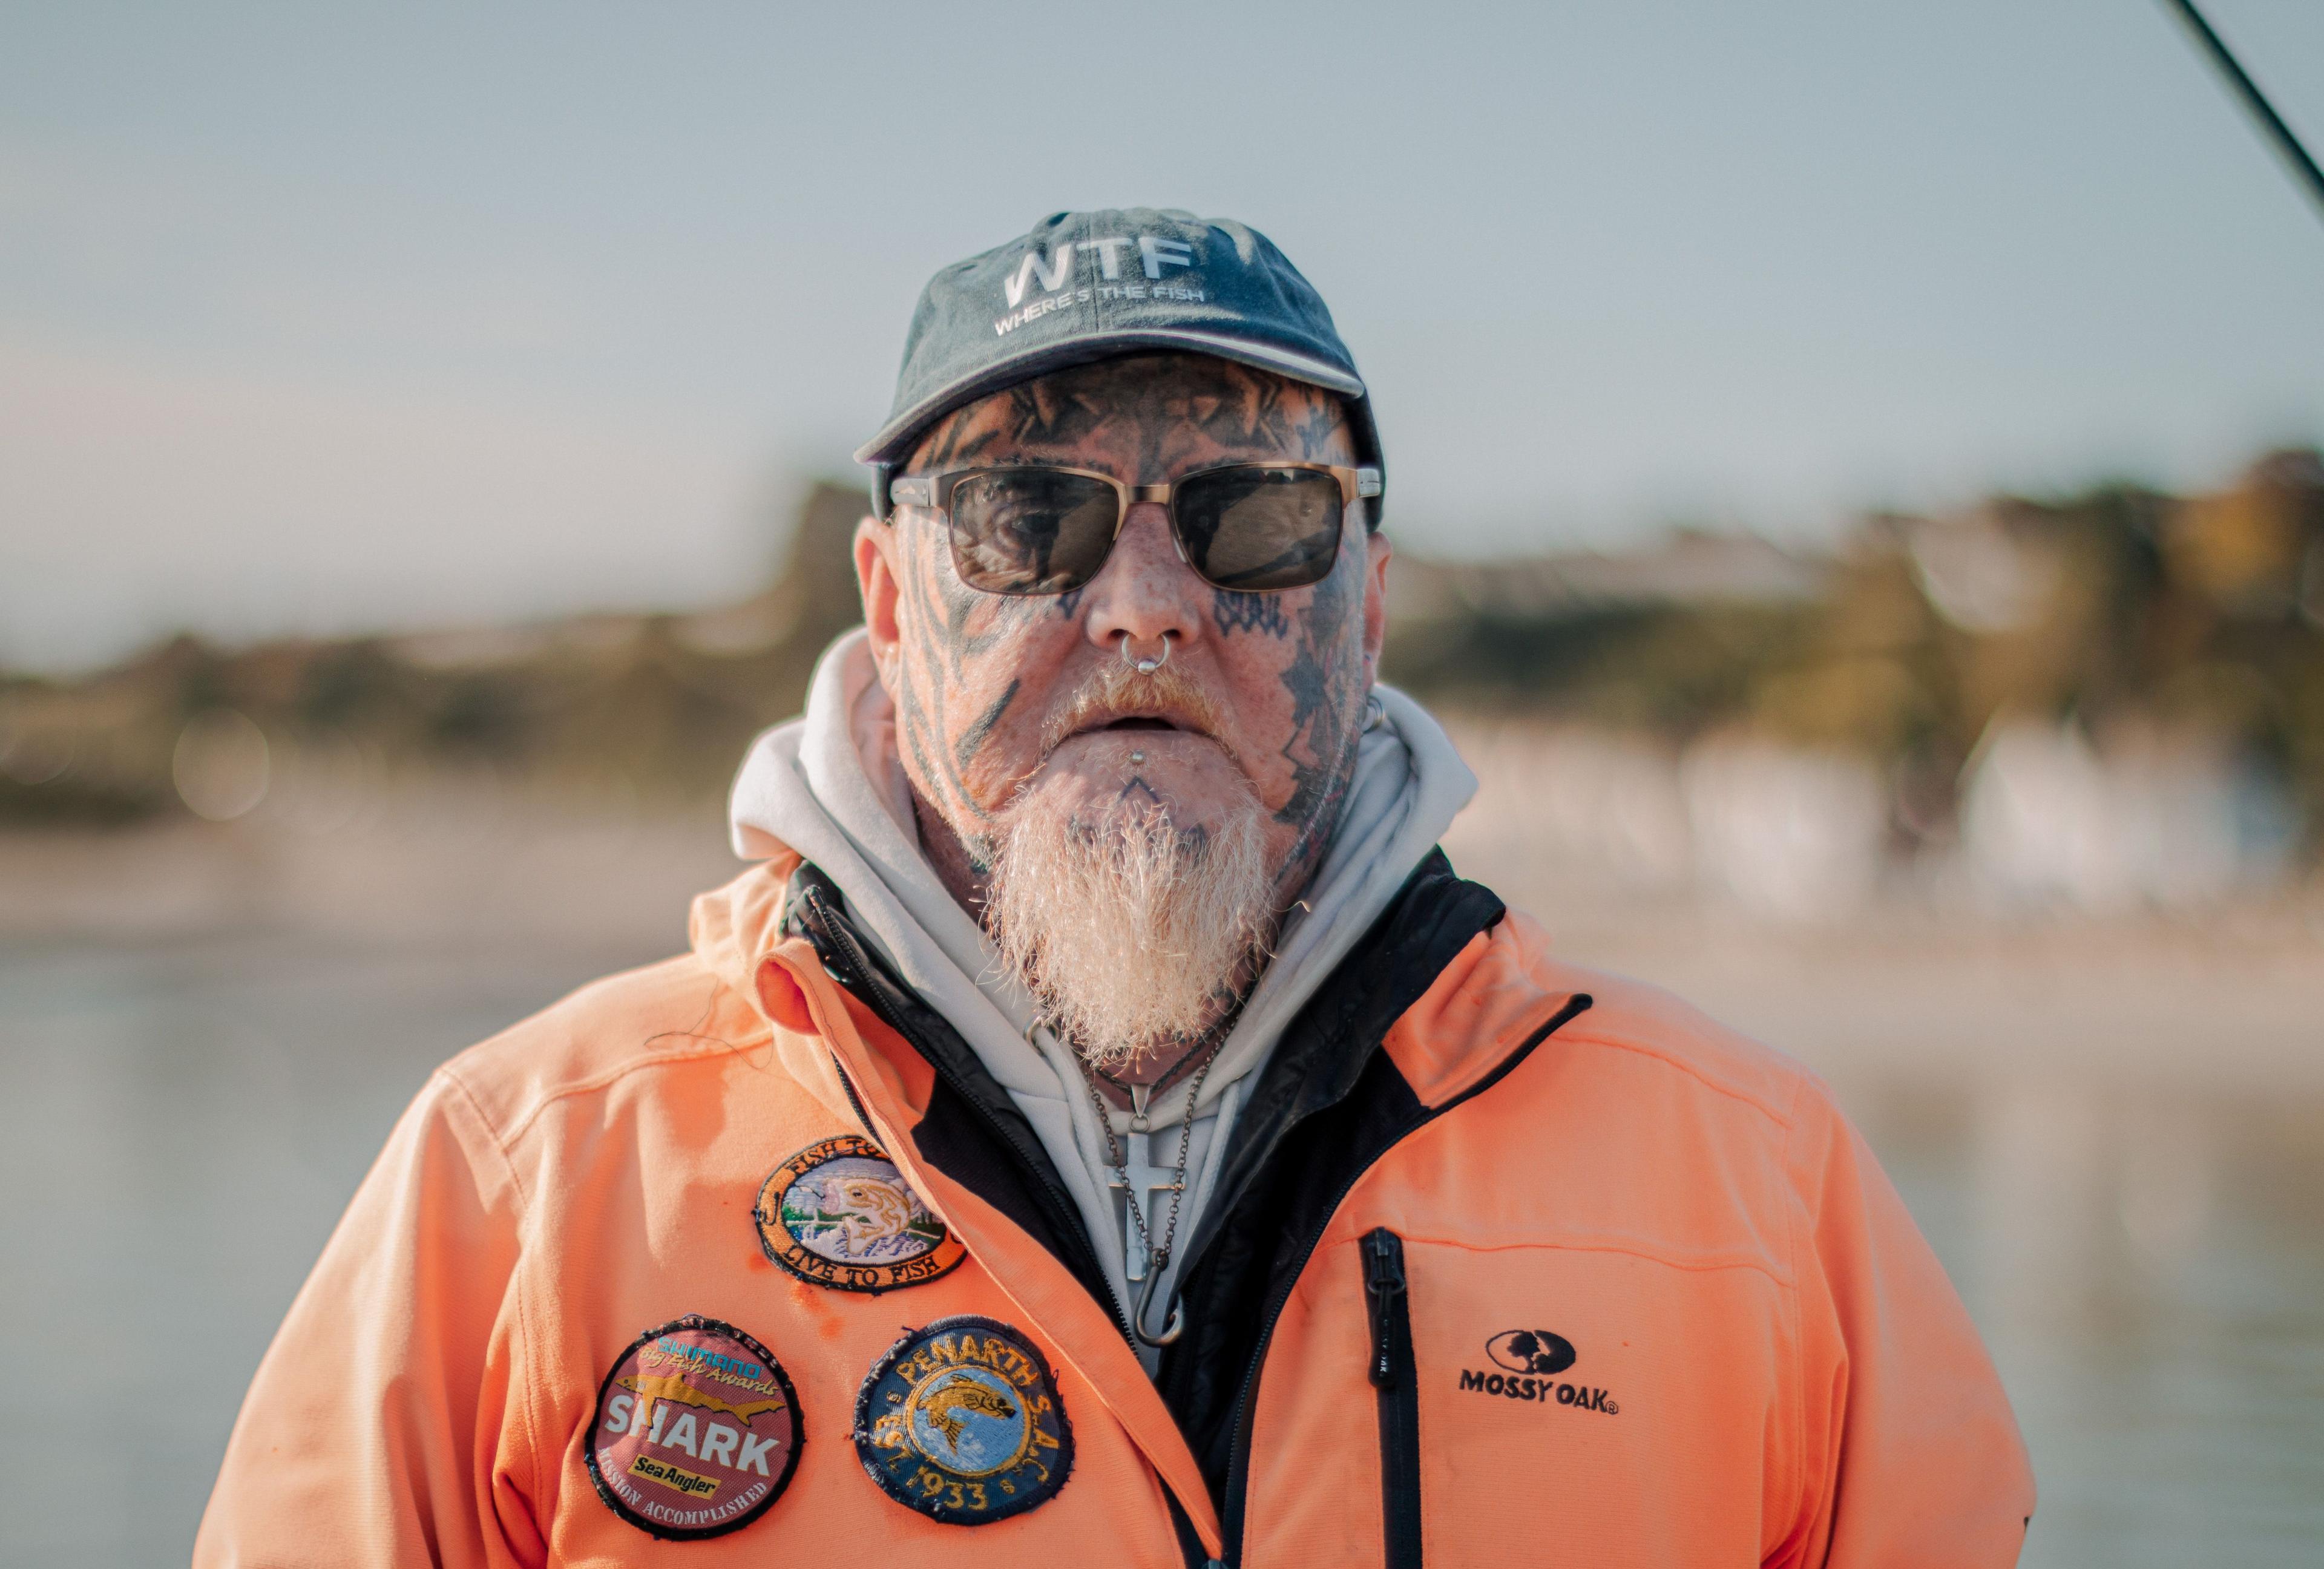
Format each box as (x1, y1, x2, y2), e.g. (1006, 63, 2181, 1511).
(755, 1133, 966, 1292)
(585, 1315, 803, 1540)
(853, 1316, 1074, 1524)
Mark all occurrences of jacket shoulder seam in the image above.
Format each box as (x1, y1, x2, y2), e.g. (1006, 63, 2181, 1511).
(432, 1064, 533, 1208)
(476, 978, 774, 1149)
(1776, 1066, 1819, 1556)
(499, 1030, 776, 1150)
(427, 1064, 556, 1517)
(510, 1233, 551, 1524)
(1551, 1026, 1804, 1127)
(1385, 1231, 1794, 1288)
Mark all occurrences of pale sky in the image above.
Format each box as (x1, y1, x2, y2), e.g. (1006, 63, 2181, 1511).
(3, 1, 2320, 671)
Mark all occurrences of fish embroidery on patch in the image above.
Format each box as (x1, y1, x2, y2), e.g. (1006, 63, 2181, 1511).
(584, 1315, 803, 1540)
(756, 1133, 966, 1292)
(853, 1315, 1074, 1524)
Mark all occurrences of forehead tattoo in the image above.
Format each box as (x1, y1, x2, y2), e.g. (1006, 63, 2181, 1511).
(909, 354, 1356, 476)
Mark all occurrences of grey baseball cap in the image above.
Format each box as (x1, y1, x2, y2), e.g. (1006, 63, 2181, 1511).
(857, 206, 1382, 519)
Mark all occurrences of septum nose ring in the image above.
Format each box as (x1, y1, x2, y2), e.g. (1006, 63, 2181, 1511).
(1120, 632, 1172, 674)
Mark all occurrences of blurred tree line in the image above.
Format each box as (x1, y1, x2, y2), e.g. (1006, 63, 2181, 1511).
(1383, 448, 2324, 856)
(0, 482, 867, 826)
(4, 450, 2321, 859)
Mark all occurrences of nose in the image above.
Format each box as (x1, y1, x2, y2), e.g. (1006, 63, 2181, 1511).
(1080, 503, 1203, 660)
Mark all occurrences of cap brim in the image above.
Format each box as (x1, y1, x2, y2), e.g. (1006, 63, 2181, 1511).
(852, 329, 1369, 468)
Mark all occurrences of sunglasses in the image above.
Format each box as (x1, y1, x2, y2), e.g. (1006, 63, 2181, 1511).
(888, 462, 1383, 597)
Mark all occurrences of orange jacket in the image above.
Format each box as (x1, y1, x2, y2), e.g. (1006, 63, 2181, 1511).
(197, 850, 2032, 1566)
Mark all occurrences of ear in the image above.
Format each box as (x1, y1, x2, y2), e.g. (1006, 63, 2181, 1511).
(854, 514, 905, 682)
(1360, 529, 1393, 684)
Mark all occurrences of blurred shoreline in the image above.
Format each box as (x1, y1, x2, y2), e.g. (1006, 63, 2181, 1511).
(9, 768, 2317, 1099)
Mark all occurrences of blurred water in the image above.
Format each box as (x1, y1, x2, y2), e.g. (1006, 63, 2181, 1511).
(0, 932, 652, 1566)
(1864, 1080, 2324, 1565)
(2, 934, 2319, 1565)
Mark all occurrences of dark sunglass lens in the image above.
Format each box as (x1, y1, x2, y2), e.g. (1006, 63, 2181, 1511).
(1175, 467, 1344, 592)
(945, 470, 1120, 595)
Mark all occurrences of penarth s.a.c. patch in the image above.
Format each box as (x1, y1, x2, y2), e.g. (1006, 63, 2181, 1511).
(755, 1133, 966, 1292)
(853, 1316, 1074, 1525)
(584, 1315, 803, 1540)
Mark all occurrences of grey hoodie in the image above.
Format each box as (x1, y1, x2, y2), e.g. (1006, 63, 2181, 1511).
(727, 629, 1475, 1366)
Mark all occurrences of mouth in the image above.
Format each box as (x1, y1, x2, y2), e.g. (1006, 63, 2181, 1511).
(1036, 706, 1227, 776)
(1065, 707, 1215, 745)
(1038, 663, 1233, 759)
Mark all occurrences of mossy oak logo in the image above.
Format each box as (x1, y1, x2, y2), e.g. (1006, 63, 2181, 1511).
(1460, 1328, 1620, 1415)
(1488, 1329, 1575, 1375)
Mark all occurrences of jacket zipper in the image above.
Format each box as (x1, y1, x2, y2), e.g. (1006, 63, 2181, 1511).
(1362, 1229, 1422, 1569)
(1219, 992, 1592, 1565)
(796, 885, 1139, 1343)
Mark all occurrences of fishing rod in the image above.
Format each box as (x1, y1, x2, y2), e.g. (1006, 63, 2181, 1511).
(2159, 0, 2324, 225)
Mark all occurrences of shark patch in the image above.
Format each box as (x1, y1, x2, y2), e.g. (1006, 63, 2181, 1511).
(585, 1315, 802, 1540)
(853, 1316, 1073, 1525)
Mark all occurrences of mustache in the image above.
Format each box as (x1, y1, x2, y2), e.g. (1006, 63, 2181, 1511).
(1036, 661, 1231, 760)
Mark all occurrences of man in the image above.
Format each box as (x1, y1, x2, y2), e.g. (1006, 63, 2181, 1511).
(199, 208, 2034, 1567)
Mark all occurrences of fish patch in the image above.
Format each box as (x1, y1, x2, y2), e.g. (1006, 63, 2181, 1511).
(853, 1316, 1073, 1525)
(756, 1133, 965, 1292)
(585, 1315, 803, 1540)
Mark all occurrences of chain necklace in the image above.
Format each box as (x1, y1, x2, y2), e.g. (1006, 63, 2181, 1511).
(1080, 1039, 1219, 1348)
(1088, 1036, 1210, 1102)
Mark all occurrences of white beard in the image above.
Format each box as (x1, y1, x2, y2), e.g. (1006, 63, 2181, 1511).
(985, 791, 1274, 1073)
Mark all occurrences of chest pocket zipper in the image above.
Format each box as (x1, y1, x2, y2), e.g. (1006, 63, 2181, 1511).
(1362, 1229, 1423, 1568)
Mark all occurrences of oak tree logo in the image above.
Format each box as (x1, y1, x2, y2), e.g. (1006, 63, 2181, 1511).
(1486, 1328, 1576, 1377)
(1460, 1328, 1620, 1416)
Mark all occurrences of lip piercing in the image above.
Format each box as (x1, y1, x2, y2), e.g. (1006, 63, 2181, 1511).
(1129, 750, 1146, 764)
(1120, 632, 1172, 673)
